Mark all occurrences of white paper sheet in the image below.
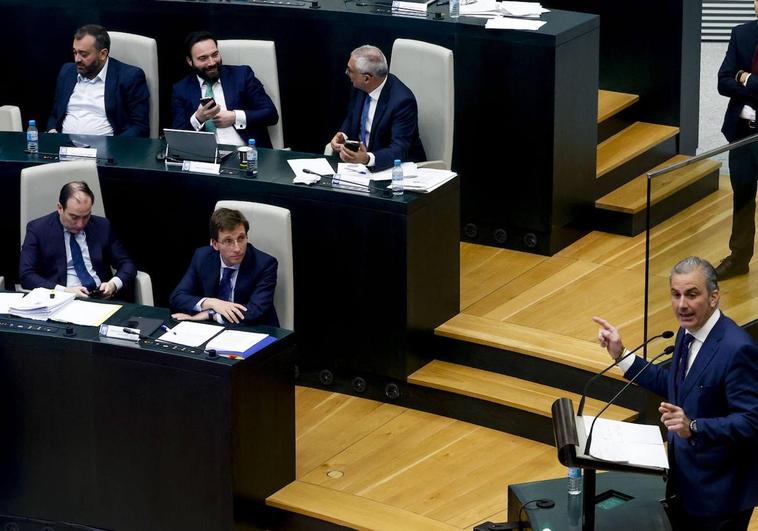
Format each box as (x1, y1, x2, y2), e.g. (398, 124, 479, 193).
(486, 16, 547, 30)
(206, 330, 269, 354)
(578, 416, 669, 469)
(369, 162, 418, 181)
(51, 300, 122, 327)
(288, 158, 335, 184)
(157, 321, 224, 348)
(0, 293, 25, 314)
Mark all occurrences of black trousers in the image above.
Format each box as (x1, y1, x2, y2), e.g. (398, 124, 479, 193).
(667, 498, 753, 531)
(727, 120, 758, 263)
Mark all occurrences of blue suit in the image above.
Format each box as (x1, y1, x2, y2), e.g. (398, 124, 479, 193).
(47, 57, 150, 137)
(340, 73, 426, 171)
(19, 212, 137, 291)
(171, 65, 278, 148)
(169, 244, 279, 327)
(625, 314, 758, 517)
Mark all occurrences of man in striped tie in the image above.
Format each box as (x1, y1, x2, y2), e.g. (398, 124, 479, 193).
(594, 256, 758, 531)
(19, 181, 136, 299)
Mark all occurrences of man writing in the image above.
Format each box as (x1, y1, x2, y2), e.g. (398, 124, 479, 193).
(48, 24, 150, 137)
(171, 31, 279, 148)
(594, 256, 757, 531)
(170, 208, 279, 326)
(330, 45, 426, 171)
(19, 181, 136, 298)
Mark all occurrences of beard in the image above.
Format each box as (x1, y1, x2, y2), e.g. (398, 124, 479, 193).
(192, 59, 222, 82)
(77, 56, 105, 79)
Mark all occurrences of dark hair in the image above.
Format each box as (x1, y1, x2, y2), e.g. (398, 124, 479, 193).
(210, 208, 249, 241)
(59, 181, 96, 209)
(184, 31, 217, 59)
(670, 256, 719, 293)
(74, 24, 110, 52)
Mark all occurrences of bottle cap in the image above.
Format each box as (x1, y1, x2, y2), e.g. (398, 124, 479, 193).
(29, 119, 36, 126)
(249, 139, 256, 146)
(394, 159, 401, 165)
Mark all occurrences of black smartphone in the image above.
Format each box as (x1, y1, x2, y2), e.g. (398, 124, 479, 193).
(200, 97, 216, 107)
(344, 140, 361, 151)
(87, 289, 106, 299)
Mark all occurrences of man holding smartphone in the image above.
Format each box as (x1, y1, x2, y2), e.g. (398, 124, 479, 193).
(19, 181, 136, 299)
(171, 31, 279, 148)
(330, 45, 426, 171)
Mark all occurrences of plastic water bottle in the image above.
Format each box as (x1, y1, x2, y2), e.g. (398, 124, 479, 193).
(568, 467, 582, 495)
(392, 159, 404, 196)
(26, 120, 38, 153)
(248, 138, 258, 176)
(449, 0, 460, 18)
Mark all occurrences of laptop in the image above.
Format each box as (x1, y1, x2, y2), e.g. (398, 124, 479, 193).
(163, 128, 235, 164)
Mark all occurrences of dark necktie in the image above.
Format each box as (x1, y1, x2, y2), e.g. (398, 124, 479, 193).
(360, 96, 371, 146)
(675, 333, 695, 398)
(69, 234, 97, 291)
(217, 267, 234, 302)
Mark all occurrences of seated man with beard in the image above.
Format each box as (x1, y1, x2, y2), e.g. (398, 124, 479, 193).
(170, 30, 279, 148)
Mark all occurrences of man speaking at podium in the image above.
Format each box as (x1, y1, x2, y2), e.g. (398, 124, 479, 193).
(594, 256, 758, 531)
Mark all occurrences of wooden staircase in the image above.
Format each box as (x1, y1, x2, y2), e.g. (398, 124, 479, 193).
(593, 90, 721, 235)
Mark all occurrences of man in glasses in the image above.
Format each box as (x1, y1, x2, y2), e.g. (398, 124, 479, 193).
(329, 44, 426, 171)
(170, 208, 279, 326)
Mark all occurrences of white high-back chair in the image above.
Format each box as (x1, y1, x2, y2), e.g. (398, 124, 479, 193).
(390, 39, 454, 170)
(19, 159, 154, 305)
(217, 40, 284, 150)
(109, 31, 160, 138)
(214, 200, 293, 330)
(0, 105, 23, 132)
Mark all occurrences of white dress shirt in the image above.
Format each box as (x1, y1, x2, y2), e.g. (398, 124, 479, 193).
(55, 230, 123, 292)
(62, 58, 114, 136)
(618, 309, 722, 376)
(189, 76, 247, 146)
(341, 77, 387, 167)
(195, 255, 242, 323)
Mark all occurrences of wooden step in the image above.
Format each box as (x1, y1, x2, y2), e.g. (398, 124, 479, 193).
(597, 90, 639, 123)
(409, 360, 638, 422)
(436, 313, 626, 380)
(595, 155, 722, 214)
(597, 122, 679, 179)
(268, 480, 461, 530)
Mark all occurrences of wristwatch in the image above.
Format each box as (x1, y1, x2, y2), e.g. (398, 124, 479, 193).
(689, 419, 698, 434)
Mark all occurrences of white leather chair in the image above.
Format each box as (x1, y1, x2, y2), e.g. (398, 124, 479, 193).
(0, 105, 23, 132)
(217, 40, 284, 150)
(108, 31, 160, 139)
(390, 39, 454, 170)
(19, 159, 154, 305)
(214, 200, 294, 330)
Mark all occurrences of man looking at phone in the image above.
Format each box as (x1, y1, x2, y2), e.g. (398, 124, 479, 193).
(171, 31, 279, 148)
(19, 181, 136, 299)
(330, 45, 426, 171)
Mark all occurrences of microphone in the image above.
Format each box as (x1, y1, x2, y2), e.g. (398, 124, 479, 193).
(577, 330, 674, 416)
(584, 344, 675, 456)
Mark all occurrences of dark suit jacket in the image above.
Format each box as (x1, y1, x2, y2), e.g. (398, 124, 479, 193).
(719, 20, 758, 142)
(47, 57, 150, 137)
(340, 73, 426, 171)
(20, 212, 137, 291)
(171, 65, 278, 148)
(625, 313, 758, 517)
(169, 244, 279, 327)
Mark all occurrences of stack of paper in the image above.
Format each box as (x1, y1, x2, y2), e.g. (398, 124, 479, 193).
(485, 17, 546, 30)
(9, 288, 76, 321)
(287, 158, 334, 185)
(157, 321, 224, 348)
(391, 168, 457, 193)
(500, 1, 548, 17)
(206, 330, 270, 357)
(51, 300, 121, 326)
(0, 293, 25, 314)
(369, 162, 418, 181)
(392, 0, 429, 16)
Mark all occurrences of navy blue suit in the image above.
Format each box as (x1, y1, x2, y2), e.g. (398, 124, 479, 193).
(625, 314, 758, 518)
(169, 244, 279, 327)
(47, 57, 150, 137)
(718, 21, 758, 264)
(19, 212, 137, 291)
(171, 65, 278, 148)
(340, 73, 426, 171)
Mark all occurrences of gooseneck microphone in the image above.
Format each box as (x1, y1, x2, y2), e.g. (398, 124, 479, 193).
(577, 330, 674, 416)
(584, 344, 675, 456)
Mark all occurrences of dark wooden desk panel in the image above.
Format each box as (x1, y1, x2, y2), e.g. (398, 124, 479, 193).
(0, 303, 295, 530)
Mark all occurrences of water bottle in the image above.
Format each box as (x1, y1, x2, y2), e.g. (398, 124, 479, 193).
(568, 467, 582, 495)
(26, 120, 38, 153)
(392, 159, 404, 196)
(449, 0, 460, 19)
(248, 138, 258, 176)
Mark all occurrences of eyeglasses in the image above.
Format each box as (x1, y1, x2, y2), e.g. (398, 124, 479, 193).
(217, 235, 247, 248)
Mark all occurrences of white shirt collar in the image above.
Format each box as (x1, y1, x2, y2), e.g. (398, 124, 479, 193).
(78, 57, 109, 84)
(686, 308, 720, 343)
(367, 77, 387, 101)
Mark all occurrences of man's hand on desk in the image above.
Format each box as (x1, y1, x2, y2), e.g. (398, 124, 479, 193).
(98, 280, 117, 299)
(172, 311, 210, 322)
(339, 142, 370, 165)
(212, 110, 236, 129)
(202, 298, 247, 324)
